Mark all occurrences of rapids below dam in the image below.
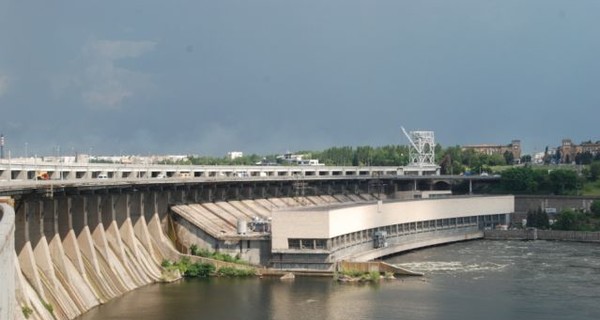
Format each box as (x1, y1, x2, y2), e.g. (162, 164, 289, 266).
(78, 240, 600, 320)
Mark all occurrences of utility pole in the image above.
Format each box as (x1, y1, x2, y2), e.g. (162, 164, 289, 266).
(0, 133, 4, 159)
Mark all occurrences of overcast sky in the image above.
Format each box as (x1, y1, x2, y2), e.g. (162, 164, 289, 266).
(1, 0, 599, 157)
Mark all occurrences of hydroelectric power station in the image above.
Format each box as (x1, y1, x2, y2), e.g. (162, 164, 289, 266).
(0, 131, 513, 319)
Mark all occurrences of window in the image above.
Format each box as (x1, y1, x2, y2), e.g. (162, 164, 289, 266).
(288, 239, 300, 249)
(315, 239, 326, 249)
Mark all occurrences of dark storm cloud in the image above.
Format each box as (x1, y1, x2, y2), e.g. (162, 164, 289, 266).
(1, 0, 599, 157)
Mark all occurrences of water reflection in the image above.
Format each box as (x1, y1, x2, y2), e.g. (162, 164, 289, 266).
(79, 240, 600, 320)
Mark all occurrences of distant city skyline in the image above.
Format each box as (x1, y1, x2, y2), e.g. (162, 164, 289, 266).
(1, 133, 597, 159)
(1, 1, 599, 157)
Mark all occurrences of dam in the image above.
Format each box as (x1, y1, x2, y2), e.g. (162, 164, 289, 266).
(0, 163, 512, 320)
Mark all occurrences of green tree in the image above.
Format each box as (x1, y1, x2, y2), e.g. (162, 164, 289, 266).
(520, 154, 532, 164)
(553, 209, 587, 231)
(591, 200, 600, 217)
(185, 262, 215, 277)
(503, 151, 514, 165)
(548, 169, 578, 195)
(575, 152, 594, 165)
(526, 208, 549, 229)
(590, 161, 600, 181)
(488, 154, 507, 166)
(438, 146, 464, 175)
(500, 167, 538, 193)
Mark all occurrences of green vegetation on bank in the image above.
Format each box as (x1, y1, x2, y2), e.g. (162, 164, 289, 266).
(189, 244, 248, 264)
(161, 256, 255, 279)
(526, 200, 600, 232)
(493, 163, 600, 196)
(161, 257, 215, 278)
(160, 245, 254, 279)
(334, 269, 393, 283)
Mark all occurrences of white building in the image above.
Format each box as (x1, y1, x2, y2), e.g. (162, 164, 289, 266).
(227, 151, 243, 160)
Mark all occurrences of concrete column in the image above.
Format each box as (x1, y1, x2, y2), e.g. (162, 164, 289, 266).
(57, 198, 70, 239)
(260, 186, 266, 198)
(71, 197, 85, 235)
(60, 196, 87, 276)
(73, 196, 102, 278)
(16, 201, 49, 303)
(87, 196, 102, 231)
(133, 193, 160, 265)
(156, 191, 169, 221)
(206, 188, 213, 202)
(89, 195, 112, 263)
(105, 194, 141, 287)
(28, 201, 43, 250)
(129, 193, 141, 227)
(192, 188, 199, 203)
(180, 189, 187, 203)
(31, 201, 48, 263)
(117, 193, 153, 284)
(165, 190, 171, 207)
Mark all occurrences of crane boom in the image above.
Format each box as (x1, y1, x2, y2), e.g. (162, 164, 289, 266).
(401, 126, 420, 152)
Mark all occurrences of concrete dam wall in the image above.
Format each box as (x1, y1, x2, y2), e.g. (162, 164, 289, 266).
(10, 192, 182, 320)
(485, 229, 600, 242)
(1, 175, 513, 320)
(1, 203, 18, 320)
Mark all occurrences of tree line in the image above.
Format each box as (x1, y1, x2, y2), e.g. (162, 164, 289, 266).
(526, 201, 600, 232)
(159, 143, 523, 170)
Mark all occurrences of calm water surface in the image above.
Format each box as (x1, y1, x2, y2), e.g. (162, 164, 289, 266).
(79, 240, 600, 320)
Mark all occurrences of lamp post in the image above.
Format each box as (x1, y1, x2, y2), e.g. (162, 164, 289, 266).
(0, 133, 4, 159)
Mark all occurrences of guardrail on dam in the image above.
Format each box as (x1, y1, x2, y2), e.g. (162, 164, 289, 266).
(0, 161, 438, 182)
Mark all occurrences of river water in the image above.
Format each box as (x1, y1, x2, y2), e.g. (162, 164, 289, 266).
(78, 240, 600, 320)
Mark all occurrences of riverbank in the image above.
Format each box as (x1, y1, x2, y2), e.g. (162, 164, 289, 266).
(484, 229, 600, 242)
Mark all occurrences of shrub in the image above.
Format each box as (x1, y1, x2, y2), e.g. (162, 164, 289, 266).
(185, 263, 215, 278)
(341, 269, 363, 278)
(22, 306, 33, 319)
(161, 259, 172, 268)
(553, 209, 587, 231)
(174, 257, 192, 274)
(189, 244, 199, 256)
(591, 200, 600, 217)
(360, 271, 381, 282)
(217, 267, 255, 277)
(42, 301, 53, 314)
(196, 248, 212, 257)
